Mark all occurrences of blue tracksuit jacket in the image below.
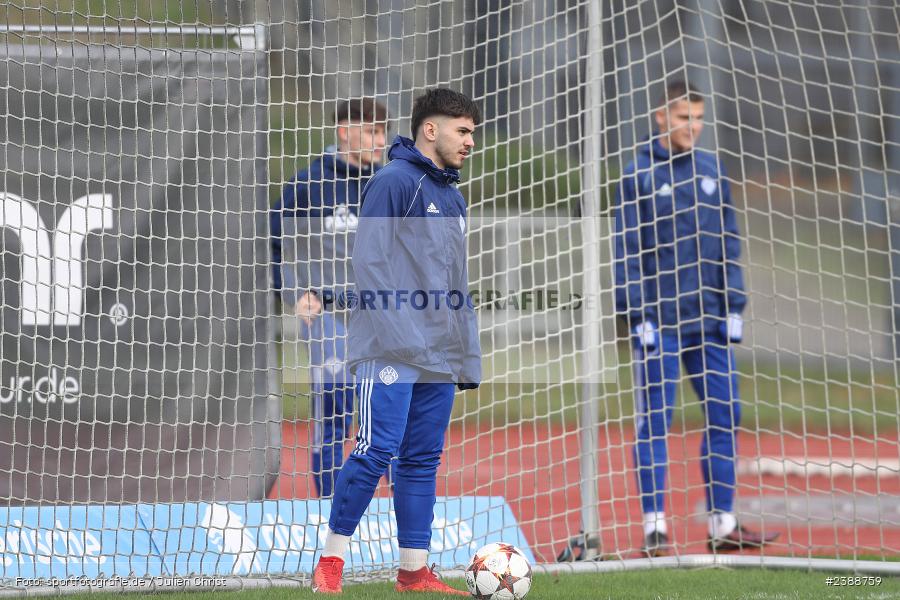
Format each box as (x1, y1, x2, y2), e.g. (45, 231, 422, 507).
(347, 136, 481, 387)
(614, 136, 746, 335)
(270, 149, 378, 302)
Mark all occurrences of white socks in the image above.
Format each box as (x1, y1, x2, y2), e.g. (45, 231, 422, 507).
(321, 529, 428, 572)
(643, 512, 737, 538)
(643, 512, 667, 536)
(399, 547, 428, 572)
(709, 512, 737, 538)
(322, 528, 351, 558)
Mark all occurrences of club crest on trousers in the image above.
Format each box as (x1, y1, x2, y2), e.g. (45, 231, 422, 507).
(379, 365, 399, 385)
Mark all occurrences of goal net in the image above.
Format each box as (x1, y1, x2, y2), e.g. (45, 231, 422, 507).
(0, 0, 898, 588)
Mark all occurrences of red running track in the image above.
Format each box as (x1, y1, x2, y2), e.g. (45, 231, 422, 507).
(269, 422, 900, 563)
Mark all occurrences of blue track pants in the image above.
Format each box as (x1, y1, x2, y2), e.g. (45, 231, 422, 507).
(632, 330, 741, 515)
(327, 360, 456, 549)
(302, 313, 353, 497)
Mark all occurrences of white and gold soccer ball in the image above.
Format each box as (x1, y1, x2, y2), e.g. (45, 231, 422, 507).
(464, 542, 533, 600)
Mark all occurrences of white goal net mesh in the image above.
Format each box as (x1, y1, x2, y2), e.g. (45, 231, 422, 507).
(0, 0, 897, 587)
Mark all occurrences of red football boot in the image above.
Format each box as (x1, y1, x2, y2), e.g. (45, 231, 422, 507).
(395, 565, 469, 596)
(312, 555, 344, 594)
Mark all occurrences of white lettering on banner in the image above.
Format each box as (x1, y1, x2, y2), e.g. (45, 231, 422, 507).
(0, 527, 17, 566)
(0, 194, 51, 326)
(53, 195, 115, 326)
(431, 517, 450, 551)
(362, 519, 395, 558)
(13, 520, 35, 559)
(430, 516, 477, 552)
(379, 519, 395, 555)
(0, 368, 80, 405)
(199, 504, 261, 574)
(108, 303, 130, 327)
(36, 528, 60, 564)
(351, 515, 401, 563)
(0, 192, 115, 327)
(259, 513, 319, 554)
(258, 513, 277, 550)
(3, 519, 105, 568)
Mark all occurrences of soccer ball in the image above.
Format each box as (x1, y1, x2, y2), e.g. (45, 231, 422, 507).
(464, 542, 532, 600)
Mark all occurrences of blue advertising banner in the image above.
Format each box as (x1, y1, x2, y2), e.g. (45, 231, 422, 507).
(0, 504, 160, 579)
(0, 497, 532, 580)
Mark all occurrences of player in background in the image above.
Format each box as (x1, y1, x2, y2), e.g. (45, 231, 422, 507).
(271, 97, 388, 497)
(311, 88, 481, 595)
(613, 80, 780, 556)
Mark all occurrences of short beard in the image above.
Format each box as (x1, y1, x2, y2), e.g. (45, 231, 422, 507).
(436, 143, 461, 169)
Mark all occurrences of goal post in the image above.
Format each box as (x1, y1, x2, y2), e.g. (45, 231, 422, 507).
(590, 0, 900, 569)
(0, 0, 899, 590)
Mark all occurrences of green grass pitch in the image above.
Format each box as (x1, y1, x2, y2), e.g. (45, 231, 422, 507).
(45, 570, 900, 600)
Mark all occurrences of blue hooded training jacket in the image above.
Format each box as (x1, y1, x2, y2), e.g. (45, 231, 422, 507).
(613, 135, 746, 335)
(347, 136, 481, 387)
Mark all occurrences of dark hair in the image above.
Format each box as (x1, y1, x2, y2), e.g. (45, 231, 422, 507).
(410, 88, 481, 139)
(660, 80, 704, 106)
(334, 97, 389, 124)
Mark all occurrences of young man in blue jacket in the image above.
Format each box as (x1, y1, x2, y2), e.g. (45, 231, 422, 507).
(311, 88, 481, 595)
(271, 97, 388, 497)
(614, 80, 779, 556)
